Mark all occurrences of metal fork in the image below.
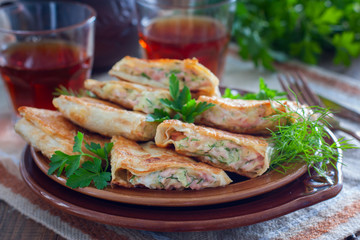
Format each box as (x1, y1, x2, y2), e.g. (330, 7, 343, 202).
(277, 72, 360, 142)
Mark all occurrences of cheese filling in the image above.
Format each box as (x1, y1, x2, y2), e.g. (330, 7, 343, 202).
(170, 131, 264, 173)
(128, 168, 217, 190)
(206, 104, 269, 126)
(198, 100, 302, 133)
(102, 84, 169, 114)
(134, 90, 170, 114)
(121, 64, 209, 89)
(201, 104, 282, 132)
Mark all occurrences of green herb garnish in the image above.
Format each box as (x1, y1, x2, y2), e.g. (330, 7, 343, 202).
(167, 69, 182, 75)
(222, 88, 241, 99)
(146, 74, 215, 123)
(141, 72, 151, 79)
(53, 85, 95, 98)
(146, 108, 174, 122)
(48, 132, 113, 189)
(233, 1, 360, 69)
(222, 78, 287, 100)
(269, 106, 356, 175)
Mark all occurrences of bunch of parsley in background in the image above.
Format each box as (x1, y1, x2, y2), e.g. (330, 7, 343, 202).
(223, 78, 287, 100)
(233, 0, 360, 70)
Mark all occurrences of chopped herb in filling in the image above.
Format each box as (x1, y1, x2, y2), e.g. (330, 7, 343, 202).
(128, 168, 208, 190)
(141, 72, 151, 79)
(172, 132, 247, 167)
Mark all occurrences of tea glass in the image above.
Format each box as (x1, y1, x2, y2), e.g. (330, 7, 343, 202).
(135, 0, 236, 79)
(0, 1, 96, 115)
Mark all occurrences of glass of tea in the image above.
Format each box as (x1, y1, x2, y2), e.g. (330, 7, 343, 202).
(0, 1, 96, 115)
(135, 0, 235, 79)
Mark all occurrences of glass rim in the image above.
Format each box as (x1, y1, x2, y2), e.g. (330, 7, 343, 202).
(0, 1, 96, 35)
(135, 0, 236, 10)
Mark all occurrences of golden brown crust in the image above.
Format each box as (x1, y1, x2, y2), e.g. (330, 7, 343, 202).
(196, 96, 300, 134)
(52, 95, 158, 141)
(18, 106, 76, 143)
(155, 119, 270, 178)
(109, 56, 220, 97)
(185, 154, 262, 179)
(112, 136, 225, 175)
(84, 79, 171, 113)
(110, 136, 231, 188)
(156, 119, 268, 148)
(85, 79, 170, 95)
(15, 107, 109, 162)
(198, 96, 284, 111)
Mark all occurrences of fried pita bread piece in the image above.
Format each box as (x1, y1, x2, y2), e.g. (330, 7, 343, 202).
(53, 95, 158, 141)
(196, 96, 304, 134)
(155, 120, 271, 178)
(84, 79, 171, 114)
(14, 107, 109, 163)
(111, 136, 232, 190)
(108, 56, 220, 97)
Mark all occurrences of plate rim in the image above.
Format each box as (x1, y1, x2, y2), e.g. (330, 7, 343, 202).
(20, 143, 343, 232)
(31, 147, 308, 207)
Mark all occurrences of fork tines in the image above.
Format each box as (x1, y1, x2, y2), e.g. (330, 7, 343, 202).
(277, 72, 325, 108)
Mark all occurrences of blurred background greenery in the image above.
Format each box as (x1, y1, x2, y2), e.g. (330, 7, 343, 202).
(232, 0, 360, 70)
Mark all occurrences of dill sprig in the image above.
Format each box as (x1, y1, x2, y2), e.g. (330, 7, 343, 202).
(269, 105, 356, 176)
(53, 85, 96, 98)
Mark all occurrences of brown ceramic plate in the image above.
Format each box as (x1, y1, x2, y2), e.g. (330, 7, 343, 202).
(20, 129, 343, 231)
(31, 147, 307, 207)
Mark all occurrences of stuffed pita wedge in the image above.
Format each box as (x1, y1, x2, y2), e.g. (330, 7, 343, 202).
(14, 107, 109, 163)
(84, 79, 171, 114)
(52, 95, 158, 141)
(196, 96, 302, 134)
(155, 120, 271, 178)
(111, 135, 232, 190)
(109, 56, 220, 97)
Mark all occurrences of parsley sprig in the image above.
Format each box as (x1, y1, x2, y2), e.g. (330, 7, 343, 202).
(223, 78, 287, 100)
(233, 1, 360, 69)
(146, 74, 215, 123)
(48, 132, 113, 189)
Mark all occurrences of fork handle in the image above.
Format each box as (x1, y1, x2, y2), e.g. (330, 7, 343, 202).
(334, 126, 360, 142)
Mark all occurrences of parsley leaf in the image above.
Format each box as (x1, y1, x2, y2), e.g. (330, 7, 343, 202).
(47, 132, 113, 190)
(146, 108, 172, 122)
(66, 158, 111, 189)
(146, 74, 215, 123)
(181, 100, 214, 123)
(64, 155, 81, 177)
(332, 32, 360, 66)
(48, 151, 71, 177)
(141, 72, 151, 79)
(222, 78, 287, 100)
(233, 1, 360, 69)
(73, 131, 83, 153)
(222, 88, 241, 99)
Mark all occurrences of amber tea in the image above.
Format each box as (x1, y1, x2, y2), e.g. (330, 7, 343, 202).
(138, 16, 230, 78)
(0, 40, 91, 113)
